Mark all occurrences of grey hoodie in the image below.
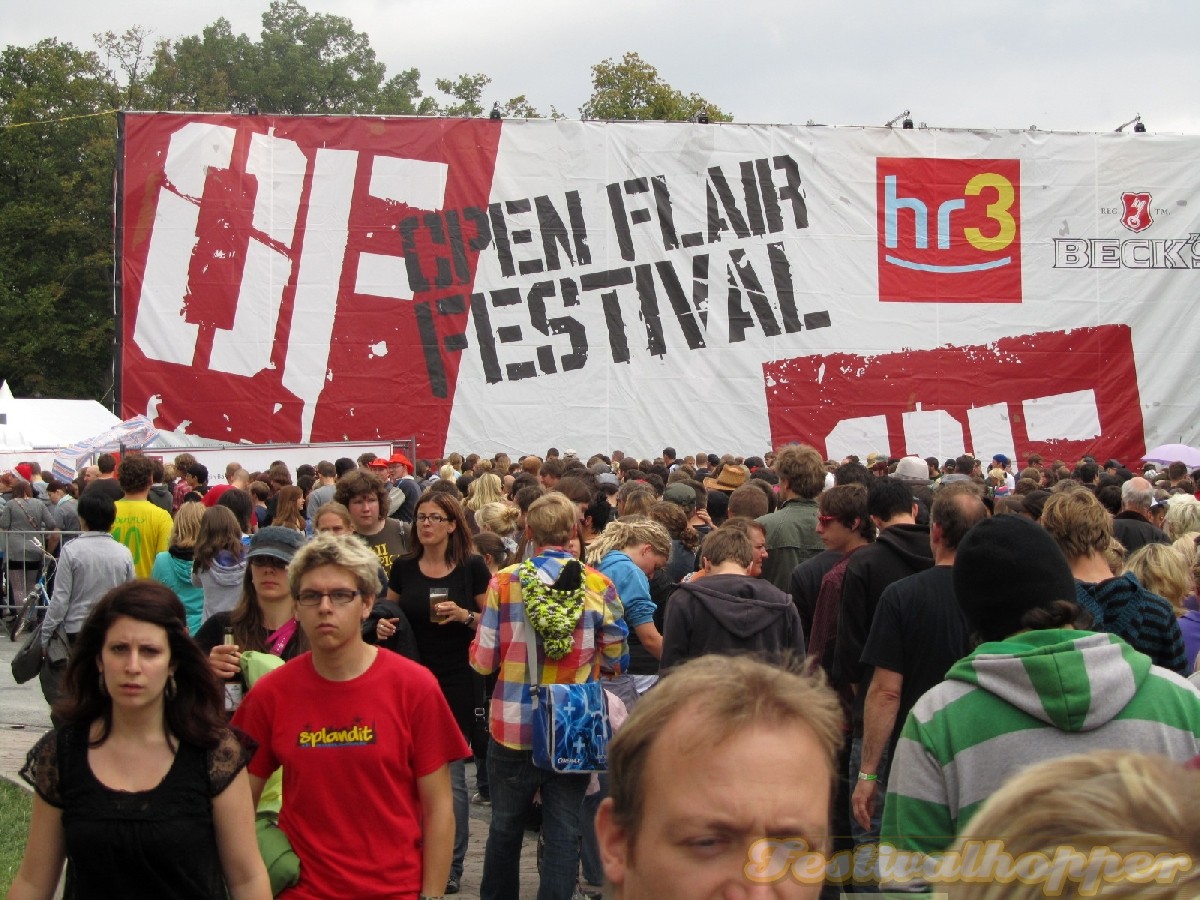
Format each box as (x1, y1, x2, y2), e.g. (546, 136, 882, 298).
(661, 574, 803, 669)
(193, 549, 247, 623)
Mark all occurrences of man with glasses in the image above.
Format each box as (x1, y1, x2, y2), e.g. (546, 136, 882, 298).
(234, 533, 468, 900)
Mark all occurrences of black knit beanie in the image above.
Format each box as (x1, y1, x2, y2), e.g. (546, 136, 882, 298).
(953, 515, 1076, 642)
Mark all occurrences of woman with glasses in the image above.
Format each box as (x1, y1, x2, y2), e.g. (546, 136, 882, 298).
(195, 527, 308, 715)
(371, 491, 489, 896)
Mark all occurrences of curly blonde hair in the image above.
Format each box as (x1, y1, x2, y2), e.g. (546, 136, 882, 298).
(584, 516, 671, 567)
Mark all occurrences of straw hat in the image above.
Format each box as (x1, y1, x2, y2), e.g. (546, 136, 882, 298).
(703, 464, 750, 493)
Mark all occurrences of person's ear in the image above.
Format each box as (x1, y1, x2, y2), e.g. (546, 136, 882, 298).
(595, 797, 630, 888)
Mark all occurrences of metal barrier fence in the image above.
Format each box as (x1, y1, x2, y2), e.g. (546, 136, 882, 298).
(1, 529, 87, 625)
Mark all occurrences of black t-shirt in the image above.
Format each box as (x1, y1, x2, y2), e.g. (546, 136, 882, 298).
(21, 723, 252, 899)
(789, 549, 842, 644)
(859, 565, 972, 756)
(387, 554, 491, 734)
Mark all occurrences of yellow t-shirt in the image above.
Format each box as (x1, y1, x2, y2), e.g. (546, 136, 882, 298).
(111, 499, 174, 578)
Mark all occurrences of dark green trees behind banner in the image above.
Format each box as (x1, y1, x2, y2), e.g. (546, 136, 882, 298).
(0, 2, 729, 402)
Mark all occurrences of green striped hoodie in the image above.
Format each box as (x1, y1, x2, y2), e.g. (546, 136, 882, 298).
(881, 629, 1200, 854)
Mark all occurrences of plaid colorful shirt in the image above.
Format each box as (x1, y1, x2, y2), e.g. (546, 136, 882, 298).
(470, 548, 629, 750)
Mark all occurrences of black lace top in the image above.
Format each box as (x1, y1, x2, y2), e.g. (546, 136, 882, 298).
(20, 724, 255, 899)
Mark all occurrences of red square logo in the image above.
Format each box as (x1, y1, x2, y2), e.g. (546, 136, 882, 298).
(877, 157, 1022, 303)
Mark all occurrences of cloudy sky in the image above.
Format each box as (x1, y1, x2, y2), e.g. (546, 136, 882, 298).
(10, 0, 1200, 132)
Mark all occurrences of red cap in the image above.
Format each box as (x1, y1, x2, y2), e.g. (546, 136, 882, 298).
(387, 452, 412, 469)
(14, 463, 33, 481)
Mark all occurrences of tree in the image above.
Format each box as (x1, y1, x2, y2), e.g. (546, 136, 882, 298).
(580, 51, 731, 122)
(94, 26, 155, 108)
(143, 3, 445, 116)
(0, 40, 119, 399)
(145, 19, 260, 112)
(254, 0, 387, 114)
(434, 73, 491, 117)
(376, 68, 437, 116)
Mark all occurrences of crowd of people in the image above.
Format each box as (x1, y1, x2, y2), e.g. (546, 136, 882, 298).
(2, 442, 1200, 898)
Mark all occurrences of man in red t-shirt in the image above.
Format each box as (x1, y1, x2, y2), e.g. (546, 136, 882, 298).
(234, 534, 468, 899)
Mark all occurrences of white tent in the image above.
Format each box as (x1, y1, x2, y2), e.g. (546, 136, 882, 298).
(0, 381, 121, 449)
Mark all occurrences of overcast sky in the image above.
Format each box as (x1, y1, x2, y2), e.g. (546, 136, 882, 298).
(9, 0, 1200, 134)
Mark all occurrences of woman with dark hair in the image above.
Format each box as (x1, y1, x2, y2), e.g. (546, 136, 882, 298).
(10, 581, 270, 899)
(192, 506, 247, 624)
(372, 490, 490, 895)
(270, 485, 306, 534)
(195, 527, 308, 715)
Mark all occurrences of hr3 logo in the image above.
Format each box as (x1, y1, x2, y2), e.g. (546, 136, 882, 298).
(876, 158, 1022, 303)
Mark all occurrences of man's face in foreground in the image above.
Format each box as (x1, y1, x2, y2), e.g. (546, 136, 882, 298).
(597, 714, 831, 899)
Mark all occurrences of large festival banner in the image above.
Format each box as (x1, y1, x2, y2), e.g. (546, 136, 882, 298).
(118, 114, 1200, 462)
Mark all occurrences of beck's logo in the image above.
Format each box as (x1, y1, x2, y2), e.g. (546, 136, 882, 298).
(1120, 192, 1153, 233)
(877, 158, 1022, 304)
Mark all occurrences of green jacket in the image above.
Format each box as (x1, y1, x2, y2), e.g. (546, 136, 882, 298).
(756, 497, 823, 592)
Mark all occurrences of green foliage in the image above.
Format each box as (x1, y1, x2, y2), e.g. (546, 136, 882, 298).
(0, 777, 33, 893)
(0, 39, 118, 400)
(434, 73, 491, 118)
(255, 0, 387, 114)
(145, 20, 260, 112)
(580, 51, 731, 122)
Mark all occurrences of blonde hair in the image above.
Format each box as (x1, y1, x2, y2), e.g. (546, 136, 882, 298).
(1165, 496, 1200, 540)
(1173, 533, 1199, 602)
(945, 751, 1200, 899)
(437, 463, 456, 482)
(476, 501, 520, 537)
(288, 532, 382, 600)
(524, 492, 578, 548)
(619, 488, 657, 518)
(169, 501, 204, 549)
(1042, 490, 1112, 559)
(466, 472, 504, 512)
(584, 516, 671, 567)
(1125, 543, 1190, 615)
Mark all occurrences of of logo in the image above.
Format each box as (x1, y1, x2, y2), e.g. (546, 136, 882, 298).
(877, 158, 1022, 303)
(1120, 191, 1153, 233)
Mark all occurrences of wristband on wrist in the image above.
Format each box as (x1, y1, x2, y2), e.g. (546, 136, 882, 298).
(857, 771, 878, 781)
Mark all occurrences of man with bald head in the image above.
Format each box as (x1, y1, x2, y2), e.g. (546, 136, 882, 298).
(1112, 475, 1169, 552)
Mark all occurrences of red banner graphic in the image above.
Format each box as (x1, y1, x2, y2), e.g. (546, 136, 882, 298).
(762, 325, 1145, 465)
(120, 114, 501, 450)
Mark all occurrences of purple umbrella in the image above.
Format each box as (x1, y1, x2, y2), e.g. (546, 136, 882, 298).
(1142, 443, 1200, 467)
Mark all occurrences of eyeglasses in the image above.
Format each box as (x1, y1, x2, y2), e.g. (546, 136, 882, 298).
(817, 515, 839, 526)
(296, 589, 360, 606)
(416, 513, 449, 524)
